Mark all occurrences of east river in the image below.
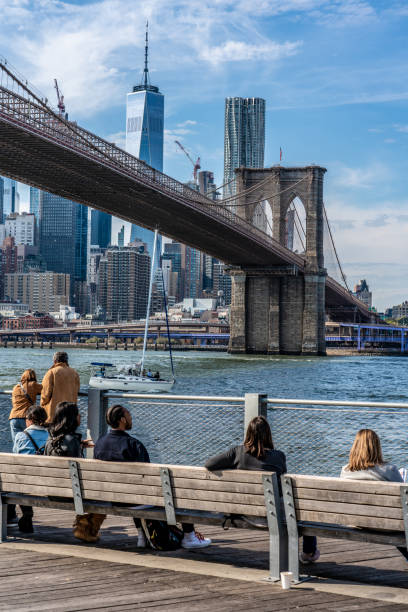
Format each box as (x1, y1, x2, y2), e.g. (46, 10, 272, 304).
(0, 348, 407, 475)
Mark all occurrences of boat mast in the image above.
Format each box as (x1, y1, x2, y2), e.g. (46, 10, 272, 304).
(140, 229, 158, 374)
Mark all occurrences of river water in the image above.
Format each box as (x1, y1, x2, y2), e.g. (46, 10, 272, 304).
(0, 347, 407, 475)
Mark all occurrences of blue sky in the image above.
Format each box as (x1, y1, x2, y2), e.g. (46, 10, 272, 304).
(1, 0, 408, 310)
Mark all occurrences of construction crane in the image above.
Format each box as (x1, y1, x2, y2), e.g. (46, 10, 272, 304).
(174, 140, 201, 182)
(54, 79, 66, 118)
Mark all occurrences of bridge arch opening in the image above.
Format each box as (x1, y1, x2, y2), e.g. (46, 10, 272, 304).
(285, 196, 306, 254)
(252, 199, 272, 236)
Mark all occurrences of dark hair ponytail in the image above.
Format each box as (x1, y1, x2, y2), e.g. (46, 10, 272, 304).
(26, 405, 47, 427)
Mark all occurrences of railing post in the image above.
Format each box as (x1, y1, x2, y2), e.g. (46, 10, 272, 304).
(87, 389, 108, 457)
(244, 393, 267, 433)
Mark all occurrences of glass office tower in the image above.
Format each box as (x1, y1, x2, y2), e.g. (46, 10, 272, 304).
(126, 24, 163, 266)
(2, 177, 19, 220)
(39, 192, 88, 309)
(90, 209, 112, 248)
(223, 97, 265, 197)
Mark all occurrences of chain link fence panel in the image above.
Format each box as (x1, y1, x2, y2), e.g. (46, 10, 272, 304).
(109, 398, 245, 465)
(268, 404, 408, 476)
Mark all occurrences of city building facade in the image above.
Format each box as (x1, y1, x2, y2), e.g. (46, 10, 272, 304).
(353, 279, 372, 309)
(5, 271, 70, 313)
(98, 245, 150, 321)
(39, 192, 88, 310)
(90, 209, 111, 248)
(223, 97, 265, 197)
(5, 212, 36, 246)
(2, 178, 19, 220)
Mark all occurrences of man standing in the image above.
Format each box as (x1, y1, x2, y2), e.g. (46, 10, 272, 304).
(41, 352, 80, 422)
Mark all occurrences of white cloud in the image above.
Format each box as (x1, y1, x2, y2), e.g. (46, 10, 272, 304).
(200, 40, 302, 65)
(394, 124, 408, 133)
(106, 131, 126, 149)
(0, 0, 303, 116)
(177, 120, 197, 127)
(331, 162, 391, 189)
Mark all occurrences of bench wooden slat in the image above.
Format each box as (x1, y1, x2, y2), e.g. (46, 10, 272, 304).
(0, 455, 265, 484)
(295, 499, 402, 520)
(287, 474, 402, 495)
(0, 473, 266, 507)
(0, 482, 267, 515)
(0, 463, 265, 495)
(293, 486, 401, 508)
(294, 509, 404, 531)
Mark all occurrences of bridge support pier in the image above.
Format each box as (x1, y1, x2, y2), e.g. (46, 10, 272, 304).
(229, 267, 326, 355)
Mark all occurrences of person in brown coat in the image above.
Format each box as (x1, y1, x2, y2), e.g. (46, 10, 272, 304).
(9, 369, 42, 442)
(41, 352, 80, 422)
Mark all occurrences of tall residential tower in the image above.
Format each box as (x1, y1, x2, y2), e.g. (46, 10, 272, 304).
(223, 97, 265, 197)
(126, 23, 163, 263)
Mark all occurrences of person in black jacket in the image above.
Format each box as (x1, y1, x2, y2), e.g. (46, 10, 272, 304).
(205, 416, 320, 564)
(93, 405, 211, 549)
(44, 402, 97, 542)
(44, 401, 93, 458)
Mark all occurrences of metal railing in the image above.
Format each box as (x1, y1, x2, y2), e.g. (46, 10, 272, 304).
(1, 387, 406, 478)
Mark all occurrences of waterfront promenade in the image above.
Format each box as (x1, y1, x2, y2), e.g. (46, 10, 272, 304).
(2, 508, 408, 611)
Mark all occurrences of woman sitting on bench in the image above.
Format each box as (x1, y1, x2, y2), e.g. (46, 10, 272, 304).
(205, 416, 320, 563)
(341, 429, 408, 560)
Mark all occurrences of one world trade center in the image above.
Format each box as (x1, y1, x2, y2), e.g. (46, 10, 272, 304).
(126, 23, 163, 267)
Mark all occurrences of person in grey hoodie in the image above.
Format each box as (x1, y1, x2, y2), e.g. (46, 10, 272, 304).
(341, 428, 406, 559)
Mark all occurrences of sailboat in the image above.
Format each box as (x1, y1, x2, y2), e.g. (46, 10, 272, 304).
(89, 229, 176, 393)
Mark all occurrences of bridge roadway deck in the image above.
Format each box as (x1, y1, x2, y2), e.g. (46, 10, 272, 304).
(1, 508, 408, 610)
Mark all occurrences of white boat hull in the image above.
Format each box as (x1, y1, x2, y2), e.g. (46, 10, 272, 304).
(89, 375, 175, 393)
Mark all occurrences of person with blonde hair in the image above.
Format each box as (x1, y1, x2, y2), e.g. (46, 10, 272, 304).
(341, 429, 407, 560)
(9, 369, 42, 442)
(340, 429, 402, 481)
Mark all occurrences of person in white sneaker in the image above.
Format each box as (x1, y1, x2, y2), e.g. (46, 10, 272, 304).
(205, 415, 319, 563)
(94, 405, 211, 549)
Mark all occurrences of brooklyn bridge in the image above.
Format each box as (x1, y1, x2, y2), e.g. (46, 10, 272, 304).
(0, 58, 372, 355)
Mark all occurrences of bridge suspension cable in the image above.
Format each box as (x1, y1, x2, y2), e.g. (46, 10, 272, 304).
(323, 204, 350, 292)
(207, 176, 308, 208)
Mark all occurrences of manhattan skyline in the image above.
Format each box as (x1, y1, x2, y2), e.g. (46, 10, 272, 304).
(1, 0, 408, 309)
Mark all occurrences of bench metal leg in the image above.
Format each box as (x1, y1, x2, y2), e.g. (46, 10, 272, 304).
(263, 473, 287, 581)
(281, 476, 300, 583)
(0, 501, 7, 542)
(400, 485, 408, 552)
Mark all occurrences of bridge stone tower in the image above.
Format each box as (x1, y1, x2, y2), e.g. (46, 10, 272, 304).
(229, 165, 327, 355)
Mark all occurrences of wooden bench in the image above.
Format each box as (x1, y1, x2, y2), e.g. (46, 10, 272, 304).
(281, 474, 408, 582)
(0, 452, 287, 580)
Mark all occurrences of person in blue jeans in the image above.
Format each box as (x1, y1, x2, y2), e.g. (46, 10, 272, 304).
(9, 369, 42, 442)
(12, 405, 49, 533)
(205, 415, 319, 563)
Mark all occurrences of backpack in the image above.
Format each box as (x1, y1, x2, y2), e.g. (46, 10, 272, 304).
(141, 519, 184, 551)
(23, 430, 45, 455)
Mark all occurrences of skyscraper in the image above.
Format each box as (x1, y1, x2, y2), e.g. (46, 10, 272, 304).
(39, 192, 88, 310)
(0, 177, 3, 224)
(2, 178, 19, 220)
(29, 187, 41, 222)
(90, 209, 112, 248)
(223, 97, 265, 197)
(126, 23, 163, 263)
(98, 245, 150, 321)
